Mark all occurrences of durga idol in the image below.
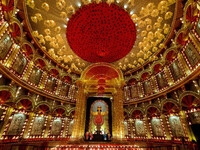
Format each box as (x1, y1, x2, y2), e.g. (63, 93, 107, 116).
(91, 105, 108, 134)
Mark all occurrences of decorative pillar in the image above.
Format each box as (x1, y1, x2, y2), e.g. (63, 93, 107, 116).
(55, 80, 62, 95)
(160, 114, 171, 140)
(129, 118, 134, 138)
(0, 22, 9, 35)
(179, 111, 193, 141)
(39, 72, 47, 90)
(151, 76, 159, 93)
(71, 81, 86, 141)
(178, 53, 190, 75)
(62, 117, 68, 138)
(144, 117, 151, 139)
(22, 61, 34, 81)
(4, 44, 20, 68)
(0, 107, 13, 138)
(44, 115, 52, 138)
(138, 82, 144, 98)
(23, 112, 34, 138)
(164, 66, 174, 86)
(112, 85, 125, 142)
(192, 80, 200, 94)
(189, 32, 200, 52)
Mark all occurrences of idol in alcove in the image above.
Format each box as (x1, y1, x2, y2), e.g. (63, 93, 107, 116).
(91, 105, 108, 134)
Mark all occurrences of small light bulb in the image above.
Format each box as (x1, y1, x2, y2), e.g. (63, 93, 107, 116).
(124, 4, 128, 9)
(77, 2, 81, 7)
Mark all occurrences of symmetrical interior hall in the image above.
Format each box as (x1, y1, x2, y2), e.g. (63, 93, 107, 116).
(0, 0, 200, 149)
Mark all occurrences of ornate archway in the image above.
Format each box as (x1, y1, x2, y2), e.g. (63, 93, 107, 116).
(71, 62, 125, 142)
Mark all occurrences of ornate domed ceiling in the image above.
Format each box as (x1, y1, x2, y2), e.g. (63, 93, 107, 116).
(67, 3, 137, 63)
(1, 0, 200, 146)
(25, 0, 177, 74)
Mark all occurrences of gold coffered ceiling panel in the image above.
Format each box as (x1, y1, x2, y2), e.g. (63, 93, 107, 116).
(24, 0, 177, 75)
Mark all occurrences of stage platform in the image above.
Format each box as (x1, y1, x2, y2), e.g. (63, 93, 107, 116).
(0, 140, 193, 150)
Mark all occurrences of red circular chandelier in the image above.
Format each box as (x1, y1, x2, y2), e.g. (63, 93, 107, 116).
(66, 2, 137, 63)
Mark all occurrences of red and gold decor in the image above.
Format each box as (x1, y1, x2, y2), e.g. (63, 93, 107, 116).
(0, 0, 200, 149)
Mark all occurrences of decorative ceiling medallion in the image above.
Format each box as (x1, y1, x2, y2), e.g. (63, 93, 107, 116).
(25, 0, 176, 74)
(66, 2, 136, 63)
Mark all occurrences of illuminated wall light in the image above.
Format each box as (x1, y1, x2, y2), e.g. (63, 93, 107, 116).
(124, 4, 128, 9)
(130, 10, 134, 15)
(77, 2, 81, 7)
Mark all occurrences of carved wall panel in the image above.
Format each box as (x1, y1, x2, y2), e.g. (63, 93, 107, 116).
(7, 113, 25, 135)
(124, 121, 128, 136)
(31, 117, 45, 135)
(189, 111, 200, 124)
(169, 60, 184, 81)
(130, 85, 138, 99)
(51, 118, 62, 136)
(184, 42, 200, 67)
(45, 77, 57, 92)
(143, 80, 152, 95)
(0, 33, 13, 59)
(156, 72, 168, 89)
(151, 118, 164, 137)
(135, 119, 146, 137)
(60, 82, 70, 97)
(169, 116, 184, 137)
(29, 67, 42, 85)
(12, 53, 27, 75)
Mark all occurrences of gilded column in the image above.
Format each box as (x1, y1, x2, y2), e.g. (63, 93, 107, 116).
(160, 114, 171, 140)
(0, 107, 13, 138)
(189, 32, 200, 52)
(144, 117, 151, 139)
(192, 80, 200, 94)
(178, 53, 190, 76)
(44, 115, 52, 138)
(151, 76, 159, 93)
(129, 118, 134, 138)
(22, 61, 34, 81)
(137, 82, 144, 98)
(179, 111, 194, 141)
(80, 90, 87, 137)
(4, 44, 20, 68)
(164, 66, 174, 86)
(71, 81, 86, 141)
(0, 22, 8, 36)
(55, 80, 62, 95)
(39, 72, 48, 90)
(112, 84, 125, 141)
(23, 112, 34, 138)
(62, 117, 68, 138)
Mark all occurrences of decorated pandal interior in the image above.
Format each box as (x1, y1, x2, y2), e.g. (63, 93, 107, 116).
(0, 0, 200, 149)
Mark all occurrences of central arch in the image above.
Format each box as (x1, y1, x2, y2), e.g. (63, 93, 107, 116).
(71, 63, 125, 142)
